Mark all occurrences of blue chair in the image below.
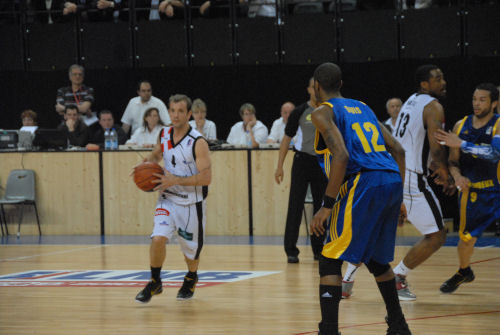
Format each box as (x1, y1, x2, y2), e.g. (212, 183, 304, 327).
(0, 170, 41, 237)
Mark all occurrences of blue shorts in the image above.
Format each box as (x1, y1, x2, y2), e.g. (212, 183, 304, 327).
(459, 188, 500, 242)
(321, 170, 403, 265)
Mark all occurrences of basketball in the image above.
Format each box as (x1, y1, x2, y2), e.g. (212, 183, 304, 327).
(133, 162, 164, 192)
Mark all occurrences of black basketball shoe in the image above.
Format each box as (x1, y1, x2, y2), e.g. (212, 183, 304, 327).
(440, 270, 475, 294)
(177, 274, 198, 300)
(386, 316, 412, 335)
(135, 279, 163, 303)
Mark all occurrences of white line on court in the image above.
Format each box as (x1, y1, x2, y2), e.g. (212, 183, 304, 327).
(0, 245, 106, 262)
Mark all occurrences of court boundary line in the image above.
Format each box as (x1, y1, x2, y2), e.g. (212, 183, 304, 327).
(292, 310, 500, 335)
(0, 245, 105, 262)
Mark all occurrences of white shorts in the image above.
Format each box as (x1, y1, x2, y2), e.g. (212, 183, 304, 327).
(151, 197, 206, 260)
(403, 170, 444, 235)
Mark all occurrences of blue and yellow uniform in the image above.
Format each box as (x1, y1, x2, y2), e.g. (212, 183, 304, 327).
(455, 114, 500, 242)
(315, 98, 402, 264)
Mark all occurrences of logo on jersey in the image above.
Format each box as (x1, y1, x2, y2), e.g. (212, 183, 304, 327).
(177, 227, 193, 241)
(155, 208, 170, 216)
(0, 270, 280, 288)
(188, 139, 193, 146)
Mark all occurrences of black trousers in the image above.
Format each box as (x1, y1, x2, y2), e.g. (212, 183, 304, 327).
(284, 151, 327, 257)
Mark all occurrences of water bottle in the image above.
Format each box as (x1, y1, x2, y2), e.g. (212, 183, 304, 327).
(110, 128, 118, 150)
(104, 128, 111, 150)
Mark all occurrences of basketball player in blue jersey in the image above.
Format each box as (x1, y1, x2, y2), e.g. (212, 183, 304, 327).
(310, 63, 411, 335)
(435, 83, 500, 293)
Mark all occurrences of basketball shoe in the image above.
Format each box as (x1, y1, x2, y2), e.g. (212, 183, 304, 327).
(386, 316, 412, 335)
(440, 270, 475, 293)
(135, 278, 163, 303)
(395, 275, 416, 301)
(177, 274, 198, 300)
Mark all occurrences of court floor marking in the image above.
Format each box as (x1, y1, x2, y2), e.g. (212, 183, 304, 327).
(0, 245, 105, 262)
(292, 310, 500, 335)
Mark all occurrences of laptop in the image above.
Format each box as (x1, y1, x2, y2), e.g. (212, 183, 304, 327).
(33, 129, 68, 150)
(0, 130, 19, 149)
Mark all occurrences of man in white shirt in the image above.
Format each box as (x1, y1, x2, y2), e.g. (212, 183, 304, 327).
(121, 80, 170, 136)
(383, 97, 403, 133)
(267, 101, 295, 143)
(227, 103, 268, 148)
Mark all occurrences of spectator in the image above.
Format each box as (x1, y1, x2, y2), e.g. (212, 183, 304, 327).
(267, 101, 295, 143)
(158, 0, 184, 18)
(191, 0, 248, 18)
(126, 107, 164, 147)
(121, 80, 170, 136)
(248, 0, 276, 18)
(21, 110, 38, 127)
(32, 0, 66, 24)
(87, 110, 127, 149)
(383, 97, 402, 133)
(90, 0, 128, 22)
(227, 103, 268, 148)
(189, 98, 217, 140)
(56, 64, 96, 126)
(57, 104, 89, 147)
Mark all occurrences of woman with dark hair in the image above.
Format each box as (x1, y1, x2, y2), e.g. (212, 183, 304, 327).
(21, 109, 38, 127)
(126, 107, 164, 147)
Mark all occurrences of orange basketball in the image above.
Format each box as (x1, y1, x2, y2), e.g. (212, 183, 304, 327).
(133, 162, 164, 192)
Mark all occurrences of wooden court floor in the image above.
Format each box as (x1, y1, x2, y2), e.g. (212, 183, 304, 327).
(0, 243, 499, 335)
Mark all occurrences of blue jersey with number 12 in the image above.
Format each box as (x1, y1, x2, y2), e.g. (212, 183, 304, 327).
(314, 97, 399, 176)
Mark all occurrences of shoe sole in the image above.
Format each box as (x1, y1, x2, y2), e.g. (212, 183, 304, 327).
(176, 295, 194, 301)
(134, 288, 163, 303)
(397, 293, 416, 301)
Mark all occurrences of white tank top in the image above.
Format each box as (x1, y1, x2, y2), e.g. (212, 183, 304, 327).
(393, 93, 436, 175)
(160, 126, 207, 205)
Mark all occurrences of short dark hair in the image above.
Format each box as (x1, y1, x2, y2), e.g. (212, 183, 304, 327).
(98, 110, 113, 119)
(137, 80, 152, 91)
(65, 104, 78, 113)
(415, 64, 439, 88)
(314, 63, 342, 93)
(20, 109, 37, 123)
(169, 94, 192, 111)
(475, 83, 499, 103)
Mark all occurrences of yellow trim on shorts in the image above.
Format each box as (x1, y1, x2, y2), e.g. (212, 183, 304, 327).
(455, 116, 468, 135)
(322, 173, 361, 259)
(458, 189, 473, 242)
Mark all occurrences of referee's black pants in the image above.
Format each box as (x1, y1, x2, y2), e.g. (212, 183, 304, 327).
(284, 151, 327, 258)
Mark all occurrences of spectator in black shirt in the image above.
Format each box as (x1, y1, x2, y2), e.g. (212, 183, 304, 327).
(87, 110, 127, 149)
(57, 105, 89, 147)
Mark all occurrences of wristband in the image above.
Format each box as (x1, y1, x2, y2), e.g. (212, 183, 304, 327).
(322, 195, 336, 209)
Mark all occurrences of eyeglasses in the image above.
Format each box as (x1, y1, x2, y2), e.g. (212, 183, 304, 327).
(71, 72, 83, 77)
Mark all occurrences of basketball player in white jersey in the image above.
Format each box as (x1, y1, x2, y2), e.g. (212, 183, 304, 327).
(391, 65, 451, 300)
(135, 94, 212, 303)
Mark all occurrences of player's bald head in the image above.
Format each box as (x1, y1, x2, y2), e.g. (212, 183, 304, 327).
(314, 63, 342, 93)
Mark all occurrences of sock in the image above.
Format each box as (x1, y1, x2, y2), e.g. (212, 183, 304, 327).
(343, 262, 359, 282)
(393, 261, 411, 277)
(458, 266, 472, 276)
(151, 267, 162, 282)
(319, 284, 341, 333)
(377, 278, 404, 323)
(186, 271, 198, 280)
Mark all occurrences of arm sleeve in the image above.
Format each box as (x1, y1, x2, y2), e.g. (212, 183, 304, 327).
(158, 100, 171, 125)
(117, 126, 128, 144)
(253, 124, 269, 144)
(83, 87, 95, 104)
(121, 100, 133, 125)
(126, 128, 141, 145)
(267, 120, 280, 142)
(56, 87, 65, 105)
(68, 123, 89, 147)
(207, 121, 217, 140)
(285, 104, 304, 138)
(226, 125, 236, 144)
(460, 135, 500, 161)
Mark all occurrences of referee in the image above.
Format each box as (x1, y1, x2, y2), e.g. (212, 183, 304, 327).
(275, 78, 327, 263)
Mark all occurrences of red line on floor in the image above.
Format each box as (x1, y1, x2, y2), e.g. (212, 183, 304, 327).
(470, 256, 500, 265)
(292, 310, 500, 335)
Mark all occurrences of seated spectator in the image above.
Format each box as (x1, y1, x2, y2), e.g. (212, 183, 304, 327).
(121, 80, 170, 136)
(21, 110, 38, 127)
(87, 110, 127, 149)
(383, 97, 402, 133)
(248, 0, 276, 18)
(189, 99, 217, 140)
(91, 0, 129, 22)
(158, 0, 184, 19)
(57, 104, 89, 147)
(191, 0, 248, 18)
(227, 103, 268, 148)
(32, 0, 66, 24)
(267, 101, 295, 143)
(56, 64, 96, 126)
(126, 107, 164, 147)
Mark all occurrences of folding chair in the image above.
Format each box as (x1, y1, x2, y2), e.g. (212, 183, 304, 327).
(0, 170, 41, 237)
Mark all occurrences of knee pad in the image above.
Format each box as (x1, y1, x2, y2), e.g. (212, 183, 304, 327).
(319, 255, 343, 277)
(365, 260, 390, 277)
